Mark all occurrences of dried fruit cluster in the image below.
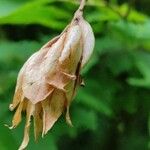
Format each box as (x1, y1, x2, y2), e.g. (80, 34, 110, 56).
(8, 0, 95, 149)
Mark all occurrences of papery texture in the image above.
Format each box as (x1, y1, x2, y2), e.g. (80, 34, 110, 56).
(9, 4, 95, 150)
(79, 17, 95, 67)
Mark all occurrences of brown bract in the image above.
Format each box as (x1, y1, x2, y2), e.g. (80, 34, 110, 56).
(8, 2, 95, 150)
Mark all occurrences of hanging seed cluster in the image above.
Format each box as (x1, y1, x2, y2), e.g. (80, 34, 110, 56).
(8, 1, 95, 149)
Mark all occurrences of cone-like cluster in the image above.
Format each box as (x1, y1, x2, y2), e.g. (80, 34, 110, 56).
(8, 1, 95, 149)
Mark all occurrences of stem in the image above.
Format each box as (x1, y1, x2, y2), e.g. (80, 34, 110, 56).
(78, 0, 87, 11)
(73, 0, 87, 20)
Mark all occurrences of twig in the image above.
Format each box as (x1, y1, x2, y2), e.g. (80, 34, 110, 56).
(78, 0, 87, 11)
(73, 0, 87, 19)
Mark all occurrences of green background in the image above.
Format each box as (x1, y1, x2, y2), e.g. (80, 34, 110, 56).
(0, 0, 150, 149)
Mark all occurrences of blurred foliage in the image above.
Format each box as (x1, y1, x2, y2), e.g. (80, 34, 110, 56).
(0, 0, 150, 150)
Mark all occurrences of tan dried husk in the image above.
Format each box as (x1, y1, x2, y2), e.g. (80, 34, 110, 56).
(8, 1, 95, 149)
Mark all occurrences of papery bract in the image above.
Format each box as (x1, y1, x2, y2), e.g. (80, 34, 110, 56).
(8, 1, 95, 150)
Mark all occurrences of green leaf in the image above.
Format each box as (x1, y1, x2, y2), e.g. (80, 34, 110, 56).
(73, 107, 98, 131)
(119, 4, 148, 22)
(0, 0, 26, 17)
(110, 20, 150, 48)
(77, 90, 114, 118)
(127, 51, 150, 88)
(0, 0, 71, 29)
